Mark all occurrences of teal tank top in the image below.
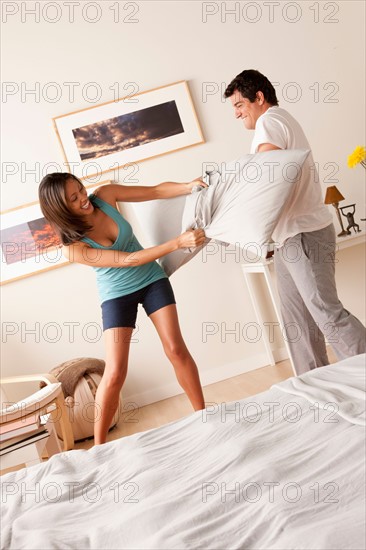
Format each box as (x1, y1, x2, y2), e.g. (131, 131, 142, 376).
(81, 194, 166, 304)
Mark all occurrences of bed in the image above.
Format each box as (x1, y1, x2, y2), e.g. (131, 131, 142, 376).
(1, 353, 365, 550)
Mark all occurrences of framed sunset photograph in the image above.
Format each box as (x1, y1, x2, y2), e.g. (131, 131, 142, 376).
(0, 181, 111, 285)
(53, 81, 204, 180)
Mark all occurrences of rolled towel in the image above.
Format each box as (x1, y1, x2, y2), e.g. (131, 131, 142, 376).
(40, 357, 105, 399)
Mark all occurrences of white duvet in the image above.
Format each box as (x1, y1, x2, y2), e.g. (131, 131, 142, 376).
(1, 354, 365, 550)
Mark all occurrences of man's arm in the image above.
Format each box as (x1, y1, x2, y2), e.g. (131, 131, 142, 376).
(257, 143, 282, 152)
(253, 114, 288, 153)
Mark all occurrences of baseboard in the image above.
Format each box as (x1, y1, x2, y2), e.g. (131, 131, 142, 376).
(272, 347, 289, 363)
(120, 323, 366, 409)
(122, 351, 273, 408)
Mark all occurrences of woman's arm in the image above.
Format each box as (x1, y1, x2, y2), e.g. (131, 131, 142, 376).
(62, 229, 206, 268)
(154, 178, 207, 199)
(94, 179, 206, 203)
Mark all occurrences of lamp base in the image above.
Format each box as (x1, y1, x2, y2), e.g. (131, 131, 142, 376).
(337, 230, 350, 237)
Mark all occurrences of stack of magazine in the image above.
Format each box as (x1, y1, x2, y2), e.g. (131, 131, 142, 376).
(0, 413, 50, 456)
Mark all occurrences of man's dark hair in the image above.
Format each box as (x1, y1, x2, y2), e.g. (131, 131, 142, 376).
(224, 69, 279, 106)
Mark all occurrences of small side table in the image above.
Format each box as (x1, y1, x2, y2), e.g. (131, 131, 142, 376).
(241, 258, 296, 376)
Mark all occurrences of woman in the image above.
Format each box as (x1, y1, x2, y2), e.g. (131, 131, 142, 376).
(38, 173, 207, 445)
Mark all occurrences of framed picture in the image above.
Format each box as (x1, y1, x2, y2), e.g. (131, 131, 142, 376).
(0, 181, 111, 285)
(53, 80, 204, 180)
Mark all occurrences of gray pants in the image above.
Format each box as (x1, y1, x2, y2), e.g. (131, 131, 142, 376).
(274, 224, 366, 375)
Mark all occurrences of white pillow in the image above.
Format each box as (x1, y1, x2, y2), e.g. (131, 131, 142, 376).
(129, 149, 310, 276)
(183, 148, 310, 251)
(128, 194, 204, 276)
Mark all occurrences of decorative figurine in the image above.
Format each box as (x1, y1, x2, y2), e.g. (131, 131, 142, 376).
(339, 204, 362, 234)
(324, 186, 349, 237)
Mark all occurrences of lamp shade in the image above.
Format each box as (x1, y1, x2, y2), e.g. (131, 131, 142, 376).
(324, 186, 345, 204)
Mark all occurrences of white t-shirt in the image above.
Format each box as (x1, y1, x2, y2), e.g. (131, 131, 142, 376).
(251, 106, 332, 246)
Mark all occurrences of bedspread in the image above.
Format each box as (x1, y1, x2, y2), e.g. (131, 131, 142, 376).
(1, 354, 365, 549)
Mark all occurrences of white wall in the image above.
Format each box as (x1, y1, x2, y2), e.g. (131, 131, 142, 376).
(1, 1, 365, 405)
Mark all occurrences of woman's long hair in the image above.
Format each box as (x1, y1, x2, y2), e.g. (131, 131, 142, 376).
(38, 173, 93, 245)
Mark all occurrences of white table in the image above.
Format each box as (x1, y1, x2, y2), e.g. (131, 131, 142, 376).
(241, 232, 365, 374)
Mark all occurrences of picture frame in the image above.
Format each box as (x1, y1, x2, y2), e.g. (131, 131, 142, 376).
(53, 80, 204, 180)
(0, 181, 111, 285)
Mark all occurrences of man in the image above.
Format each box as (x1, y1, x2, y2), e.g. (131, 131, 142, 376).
(224, 69, 366, 374)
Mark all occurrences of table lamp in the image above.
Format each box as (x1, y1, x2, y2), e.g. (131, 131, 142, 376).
(324, 186, 349, 237)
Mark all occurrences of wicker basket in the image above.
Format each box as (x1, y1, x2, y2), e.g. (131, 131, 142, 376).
(58, 372, 122, 442)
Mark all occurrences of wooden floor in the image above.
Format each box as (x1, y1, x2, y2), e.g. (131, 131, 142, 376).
(1, 351, 337, 474)
(71, 357, 295, 452)
(107, 348, 335, 441)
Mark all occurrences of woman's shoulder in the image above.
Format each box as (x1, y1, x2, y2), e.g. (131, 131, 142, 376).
(90, 188, 116, 207)
(90, 185, 117, 208)
(89, 184, 108, 200)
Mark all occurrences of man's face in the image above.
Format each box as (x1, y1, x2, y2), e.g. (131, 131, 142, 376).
(229, 90, 264, 130)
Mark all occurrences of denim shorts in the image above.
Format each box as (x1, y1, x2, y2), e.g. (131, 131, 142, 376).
(101, 277, 176, 331)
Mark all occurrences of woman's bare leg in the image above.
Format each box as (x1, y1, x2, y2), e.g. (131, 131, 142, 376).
(94, 327, 133, 445)
(149, 305, 205, 411)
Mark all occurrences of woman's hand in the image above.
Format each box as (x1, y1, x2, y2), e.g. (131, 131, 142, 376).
(185, 177, 208, 194)
(177, 229, 206, 249)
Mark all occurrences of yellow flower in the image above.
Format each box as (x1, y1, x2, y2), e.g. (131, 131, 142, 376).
(348, 145, 366, 168)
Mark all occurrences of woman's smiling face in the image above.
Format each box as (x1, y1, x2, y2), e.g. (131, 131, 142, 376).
(65, 178, 94, 216)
